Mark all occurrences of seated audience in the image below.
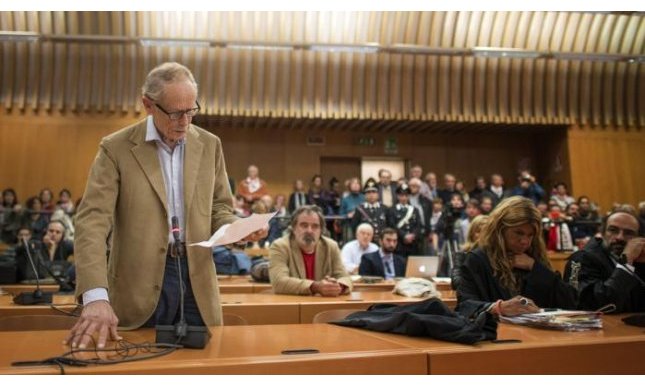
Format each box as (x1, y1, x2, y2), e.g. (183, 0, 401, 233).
(480, 195, 494, 215)
(377, 168, 397, 207)
(20, 196, 50, 241)
(359, 228, 407, 279)
(287, 179, 310, 214)
(510, 171, 545, 204)
(564, 206, 645, 313)
(56, 188, 75, 214)
(15, 220, 74, 284)
(576, 195, 601, 238)
(451, 214, 489, 290)
(340, 223, 379, 274)
(488, 173, 510, 206)
(550, 182, 575, 211)
(468, 176, 488, 201)
(308, 174, 333, 215)
(237, 165, 269, 204)
(1, 188, 22, 243)
(39, 188, 55, 212)
(456, 196, 577, 317)
(268, 205, 352, 296)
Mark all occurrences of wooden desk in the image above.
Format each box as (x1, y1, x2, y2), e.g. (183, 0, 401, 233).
(0, 284, 61, 295)
(217, 275, 255, 294)
(365, 314, 645, 374)
(0, 324, 427, 374)
(1, 291, 456, 326)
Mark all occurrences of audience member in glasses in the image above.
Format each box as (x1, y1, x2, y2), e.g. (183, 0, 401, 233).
(564, 206, 645, 313)
(67, 62, 265, 350)
(341, 222, 378, 275)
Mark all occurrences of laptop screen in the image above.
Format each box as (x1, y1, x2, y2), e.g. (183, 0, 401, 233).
(404, 256, 440, 279)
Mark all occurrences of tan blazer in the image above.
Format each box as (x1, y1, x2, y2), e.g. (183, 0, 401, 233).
(268, 235, 353, 295)
(74, 119, 238, 329)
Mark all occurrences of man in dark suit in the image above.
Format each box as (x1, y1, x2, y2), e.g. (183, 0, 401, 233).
(359, 228, 407, 279)
(376, 168, 398, 208)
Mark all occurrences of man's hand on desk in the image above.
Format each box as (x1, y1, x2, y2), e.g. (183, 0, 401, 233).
(65, 300, 122, 349)
(311, 278, 343, 297)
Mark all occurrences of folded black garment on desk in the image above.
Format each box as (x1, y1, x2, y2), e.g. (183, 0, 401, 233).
(622, 313, 645, 327)
(330, 298, 497, 345)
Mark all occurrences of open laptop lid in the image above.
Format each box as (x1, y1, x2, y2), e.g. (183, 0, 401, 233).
(404, 255, 440, 279)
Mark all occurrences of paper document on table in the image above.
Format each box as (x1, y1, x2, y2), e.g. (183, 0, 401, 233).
(500, 309, 603, 331)
(190, 212, 277, 248)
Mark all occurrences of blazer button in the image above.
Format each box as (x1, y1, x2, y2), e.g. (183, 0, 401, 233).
(160, 246, 167, 253)
(154, 285, 161, 291)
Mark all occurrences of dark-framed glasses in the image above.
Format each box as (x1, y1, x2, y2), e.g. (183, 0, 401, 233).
(154, 100, 201, 120)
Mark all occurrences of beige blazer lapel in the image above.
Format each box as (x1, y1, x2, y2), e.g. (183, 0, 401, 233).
(130, 123, 168, 213)
(183, 126, 204, 215)
(289, 238, 306, 279)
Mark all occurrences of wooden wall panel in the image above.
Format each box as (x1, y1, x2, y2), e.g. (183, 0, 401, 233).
(1, 110, 559, 206)
(568, 126, 645, 213)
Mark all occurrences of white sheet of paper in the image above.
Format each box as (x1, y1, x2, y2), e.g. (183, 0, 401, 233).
(190, 212, 277, 248)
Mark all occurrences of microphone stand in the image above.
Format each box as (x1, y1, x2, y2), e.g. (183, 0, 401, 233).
(13, 239, 54, 305)
(155, 217, 211, 349)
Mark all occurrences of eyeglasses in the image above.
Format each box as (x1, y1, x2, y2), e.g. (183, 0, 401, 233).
(153, 100, 201, 120)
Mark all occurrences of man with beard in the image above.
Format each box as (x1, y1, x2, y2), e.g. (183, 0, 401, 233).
(359, 228, 407, 279)
(269, 205, 352, 296)
(564, 207, 645, 312)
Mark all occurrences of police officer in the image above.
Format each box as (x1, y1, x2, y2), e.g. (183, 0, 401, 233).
(351, 178, 387, 244)
(387, 183, 423, 257)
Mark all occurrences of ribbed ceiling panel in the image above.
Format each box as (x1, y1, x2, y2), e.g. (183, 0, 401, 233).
(0, 11, 643, 127)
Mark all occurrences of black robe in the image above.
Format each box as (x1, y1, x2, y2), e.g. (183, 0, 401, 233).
(456, 247, 578, 318)
(563, 237, 645, 313)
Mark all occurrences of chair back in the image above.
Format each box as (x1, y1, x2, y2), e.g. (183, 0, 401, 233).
(312, 309, 359, 324)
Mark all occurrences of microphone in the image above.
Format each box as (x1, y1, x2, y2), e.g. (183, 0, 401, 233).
(155, 216, 210, 349)
(13, 238, 53, 305)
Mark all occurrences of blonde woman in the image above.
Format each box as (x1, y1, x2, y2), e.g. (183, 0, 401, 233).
(456, 197, 577, 317)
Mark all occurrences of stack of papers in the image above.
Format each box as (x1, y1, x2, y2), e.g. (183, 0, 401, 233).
(500, 310, 603, 331)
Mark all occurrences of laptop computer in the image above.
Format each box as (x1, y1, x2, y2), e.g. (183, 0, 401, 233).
(404, 255, 440, 279)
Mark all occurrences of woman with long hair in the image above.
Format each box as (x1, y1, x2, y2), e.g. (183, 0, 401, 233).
(456, 196, 577, 317)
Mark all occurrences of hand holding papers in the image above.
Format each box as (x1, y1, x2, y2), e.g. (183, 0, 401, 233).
(190, 212, 277, 248)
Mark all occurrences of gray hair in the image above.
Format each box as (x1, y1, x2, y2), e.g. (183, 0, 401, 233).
(356, 223, 374, 234)
(288, 205, 327, 236)
(141, 62, 198, 101)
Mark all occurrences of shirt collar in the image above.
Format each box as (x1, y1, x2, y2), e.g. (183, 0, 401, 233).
(145, 115, 186, 148)
(380, 250, 393, 260)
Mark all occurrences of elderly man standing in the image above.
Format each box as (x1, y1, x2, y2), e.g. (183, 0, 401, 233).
(67, 62, 264, 349)
(269, 205, 352, 296)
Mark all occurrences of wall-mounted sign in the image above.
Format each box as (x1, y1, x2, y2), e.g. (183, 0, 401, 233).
(307, 135, 325, 146)
(384, 136, 398, 155)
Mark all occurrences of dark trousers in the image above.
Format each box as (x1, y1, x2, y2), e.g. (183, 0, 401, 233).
(143, 252, 205, 327)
